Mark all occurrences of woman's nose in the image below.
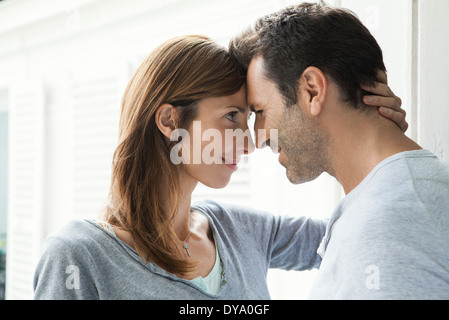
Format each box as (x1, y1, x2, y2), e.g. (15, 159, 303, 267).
(244, 132, 255, 155)
(233, 125, 255, 157)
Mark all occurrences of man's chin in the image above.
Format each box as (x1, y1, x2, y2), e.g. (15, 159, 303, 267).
(285, 167, 321, 185)
(285, 169, 306, 185)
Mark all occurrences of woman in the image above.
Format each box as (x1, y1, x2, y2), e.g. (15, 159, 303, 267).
(34, 35, 407, 299)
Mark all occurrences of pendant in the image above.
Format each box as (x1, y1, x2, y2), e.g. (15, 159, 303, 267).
(183, 243, 191, 257)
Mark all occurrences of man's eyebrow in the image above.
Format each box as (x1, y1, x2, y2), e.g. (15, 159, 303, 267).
(249, 103, 263, 112)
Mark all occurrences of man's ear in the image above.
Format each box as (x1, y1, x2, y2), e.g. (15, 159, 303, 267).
(298, 66, 327, 116)
(155, 103, 177, 139)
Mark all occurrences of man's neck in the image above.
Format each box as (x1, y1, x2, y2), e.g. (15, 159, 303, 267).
(327, 111, 421, 195)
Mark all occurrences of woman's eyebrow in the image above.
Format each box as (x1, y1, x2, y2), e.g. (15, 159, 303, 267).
(226, 105, 248, 113)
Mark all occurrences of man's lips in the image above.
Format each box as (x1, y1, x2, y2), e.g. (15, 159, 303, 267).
(278, 147, 286, 166)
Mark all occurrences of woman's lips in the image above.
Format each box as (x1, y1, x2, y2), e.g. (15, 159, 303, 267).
(222, 157, 238, 171)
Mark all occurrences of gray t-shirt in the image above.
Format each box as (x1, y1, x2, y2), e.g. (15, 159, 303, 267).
(34, 201, 326, 299)
(309, 149, 449, 299)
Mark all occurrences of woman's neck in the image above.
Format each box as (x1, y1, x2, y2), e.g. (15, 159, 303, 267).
(163, 168, 198, 241)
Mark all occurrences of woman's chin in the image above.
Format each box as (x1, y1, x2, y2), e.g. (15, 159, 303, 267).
(201, 175, 232, 189)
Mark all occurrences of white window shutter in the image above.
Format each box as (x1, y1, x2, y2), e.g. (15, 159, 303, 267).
(6, 78, 45, 300)
(70, 75, 120, 220)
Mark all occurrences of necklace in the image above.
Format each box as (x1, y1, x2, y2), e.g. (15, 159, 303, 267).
(183, 231, 191, 257)
(182, 214, 192, 257)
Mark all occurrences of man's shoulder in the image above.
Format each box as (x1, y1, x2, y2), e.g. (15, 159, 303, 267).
(375, 149, 449, 181)
(402, 149, 449, 181)
(355, 149, 449, 200)
(340, 150, 449, 242)
(372, 149, 449, 209)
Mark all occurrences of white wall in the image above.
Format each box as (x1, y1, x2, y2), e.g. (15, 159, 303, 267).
(0, 0, 447, 300)
(416, 0, 449, 158)
(0, 104, 7, 236)
(0, 90, 8, 236)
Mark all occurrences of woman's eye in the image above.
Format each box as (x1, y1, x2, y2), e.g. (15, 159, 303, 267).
(226, 112, 237, 122)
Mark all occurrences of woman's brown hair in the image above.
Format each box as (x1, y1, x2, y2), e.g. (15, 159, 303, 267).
(105, 35, 245, 276)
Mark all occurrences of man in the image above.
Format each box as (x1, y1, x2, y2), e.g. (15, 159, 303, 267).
(229, 2, 449, 299)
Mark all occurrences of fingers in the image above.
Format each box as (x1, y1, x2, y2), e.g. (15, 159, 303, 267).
(362, 82, 402, 112)
(361, 82, 400, 103)
(362, 95, 404, 114)
(378, 107, 409, 133)
(361, 81, 408, 133)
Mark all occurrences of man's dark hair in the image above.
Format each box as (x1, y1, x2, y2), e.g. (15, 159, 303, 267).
(229, 2, 386, 109)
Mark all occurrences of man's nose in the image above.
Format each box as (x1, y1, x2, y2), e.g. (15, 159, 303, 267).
(256, 130, 270, 149)
(254, 120, 269, 149)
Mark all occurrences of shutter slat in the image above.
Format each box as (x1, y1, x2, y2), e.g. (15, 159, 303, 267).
(6, 79, 44, 300)
(71, 75, 119, 219)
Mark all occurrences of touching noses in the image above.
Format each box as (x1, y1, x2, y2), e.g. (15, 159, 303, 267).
(239, 122, 255, 157)
(253, 119, 278, 153)
(254, 117, 268, 149)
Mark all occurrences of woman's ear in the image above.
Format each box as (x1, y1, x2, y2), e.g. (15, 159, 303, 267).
(299, 66, 327, 116)
(155, 103, 177, 139)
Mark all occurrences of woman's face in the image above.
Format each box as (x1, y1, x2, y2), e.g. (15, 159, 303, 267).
(180, 86, 255, 188)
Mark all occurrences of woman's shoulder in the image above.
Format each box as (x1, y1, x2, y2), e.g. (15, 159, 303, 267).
(42, 219, 112, 253)
(192, 199, 264, 216)
(191, 199, 277, 230)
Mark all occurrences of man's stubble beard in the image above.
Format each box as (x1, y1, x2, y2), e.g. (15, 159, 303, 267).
(277, 103, 331, 185)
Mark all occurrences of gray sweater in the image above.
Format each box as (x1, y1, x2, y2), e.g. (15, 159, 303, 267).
(309, 150, 449, 299)
(33, 200, 326, 299)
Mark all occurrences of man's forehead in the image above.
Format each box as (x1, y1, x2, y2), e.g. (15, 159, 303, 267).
(247, 56, 266, 81)
(247, 57, 279, 109)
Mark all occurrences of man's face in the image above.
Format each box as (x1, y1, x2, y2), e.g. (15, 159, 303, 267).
(246, 56, 328, 184)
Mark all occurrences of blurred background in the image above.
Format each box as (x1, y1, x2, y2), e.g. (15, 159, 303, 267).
(0, 0, 448, 300)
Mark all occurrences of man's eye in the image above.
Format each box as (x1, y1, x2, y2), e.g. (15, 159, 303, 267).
(226, 112, 237, 122)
